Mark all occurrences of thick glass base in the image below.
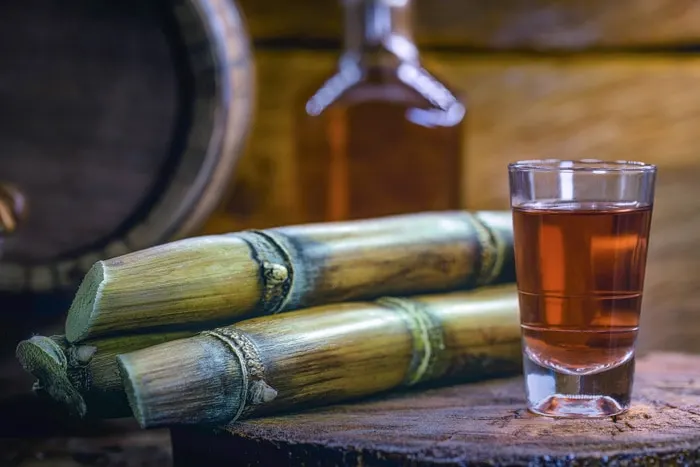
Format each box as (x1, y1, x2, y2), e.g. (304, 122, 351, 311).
(524, 351, 634, 418)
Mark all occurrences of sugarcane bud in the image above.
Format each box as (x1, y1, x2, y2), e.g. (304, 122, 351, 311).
(263, 262, 289, 284)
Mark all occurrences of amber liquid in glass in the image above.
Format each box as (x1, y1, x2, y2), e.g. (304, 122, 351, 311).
(294, 67, 464, 223)
(513, 202, 652, 375)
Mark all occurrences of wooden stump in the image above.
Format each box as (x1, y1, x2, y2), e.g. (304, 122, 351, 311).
(172, 352, 700, 466)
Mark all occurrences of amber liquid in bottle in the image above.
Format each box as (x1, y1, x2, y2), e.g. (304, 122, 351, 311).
(294, 0, 466, 223)
(513, 202, 652, 375)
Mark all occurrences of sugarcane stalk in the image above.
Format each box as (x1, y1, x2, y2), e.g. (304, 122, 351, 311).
(16, 331, 194, 418)
(65, 211, 514, 343)
(117, 284, 522, 429)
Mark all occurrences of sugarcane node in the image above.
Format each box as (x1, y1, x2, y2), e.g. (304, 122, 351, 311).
(115, 285, 522, 429)
(62, 211, 516, 343)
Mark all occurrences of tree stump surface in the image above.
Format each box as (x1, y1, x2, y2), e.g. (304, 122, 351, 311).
(172, 352, 700, 466)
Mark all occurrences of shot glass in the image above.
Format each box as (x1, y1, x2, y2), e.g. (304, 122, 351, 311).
(508, 159, 656, 418)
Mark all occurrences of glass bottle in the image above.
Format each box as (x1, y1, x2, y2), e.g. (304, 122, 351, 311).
(294, 0, 466, 223)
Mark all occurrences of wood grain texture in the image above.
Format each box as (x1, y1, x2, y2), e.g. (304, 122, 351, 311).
(214, 51, 700, 356)
(238, 0, 700, 50)
(171, 352, 700, 467)
(208, 52, 700, 232)
(0, 424, 171, 467)
(637, 165, 700, 355)
(0, 0, 254, 294)
(446, 56, 700, 211)
(0, 0, 176, 264)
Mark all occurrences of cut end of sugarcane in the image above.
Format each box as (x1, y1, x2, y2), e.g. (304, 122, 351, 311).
(65, 261, 106, 343)
(117, 336, 244, 429)
(116, 354, 147, 428)
(15, 335, 87, 417)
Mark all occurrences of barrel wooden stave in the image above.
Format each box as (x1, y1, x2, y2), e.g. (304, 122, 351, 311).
(0, 0, 254, 294)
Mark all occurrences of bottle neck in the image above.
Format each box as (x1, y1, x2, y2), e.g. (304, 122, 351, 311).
(340, 0, 419, 68)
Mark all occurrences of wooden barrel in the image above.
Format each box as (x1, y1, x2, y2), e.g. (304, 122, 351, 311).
(0, 0, 254, 294)
(171, 352, 700, 466)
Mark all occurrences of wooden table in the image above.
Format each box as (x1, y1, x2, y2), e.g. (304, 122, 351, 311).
(0, 294, 172, 466)
(172, 352, 700, 466)
(5, 295, 700, 466)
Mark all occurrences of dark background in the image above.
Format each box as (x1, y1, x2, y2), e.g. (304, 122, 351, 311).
(3, 0, 700, 465)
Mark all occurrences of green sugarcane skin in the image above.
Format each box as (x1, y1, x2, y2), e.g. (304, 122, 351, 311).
(236, 285, 522, 420)
(16, 331, 194, 418)
(65, 211, 515, 343)
(18, 285, 520, 423)
(117, 285, 522, 429)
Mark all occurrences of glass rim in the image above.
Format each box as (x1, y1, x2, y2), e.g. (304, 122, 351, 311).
(508, 159, 657, 173)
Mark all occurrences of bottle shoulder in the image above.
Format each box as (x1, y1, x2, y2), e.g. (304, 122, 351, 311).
(301, 62, 466, 125)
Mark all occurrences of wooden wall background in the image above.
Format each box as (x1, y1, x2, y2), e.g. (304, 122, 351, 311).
(201, 0, 700, 356)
